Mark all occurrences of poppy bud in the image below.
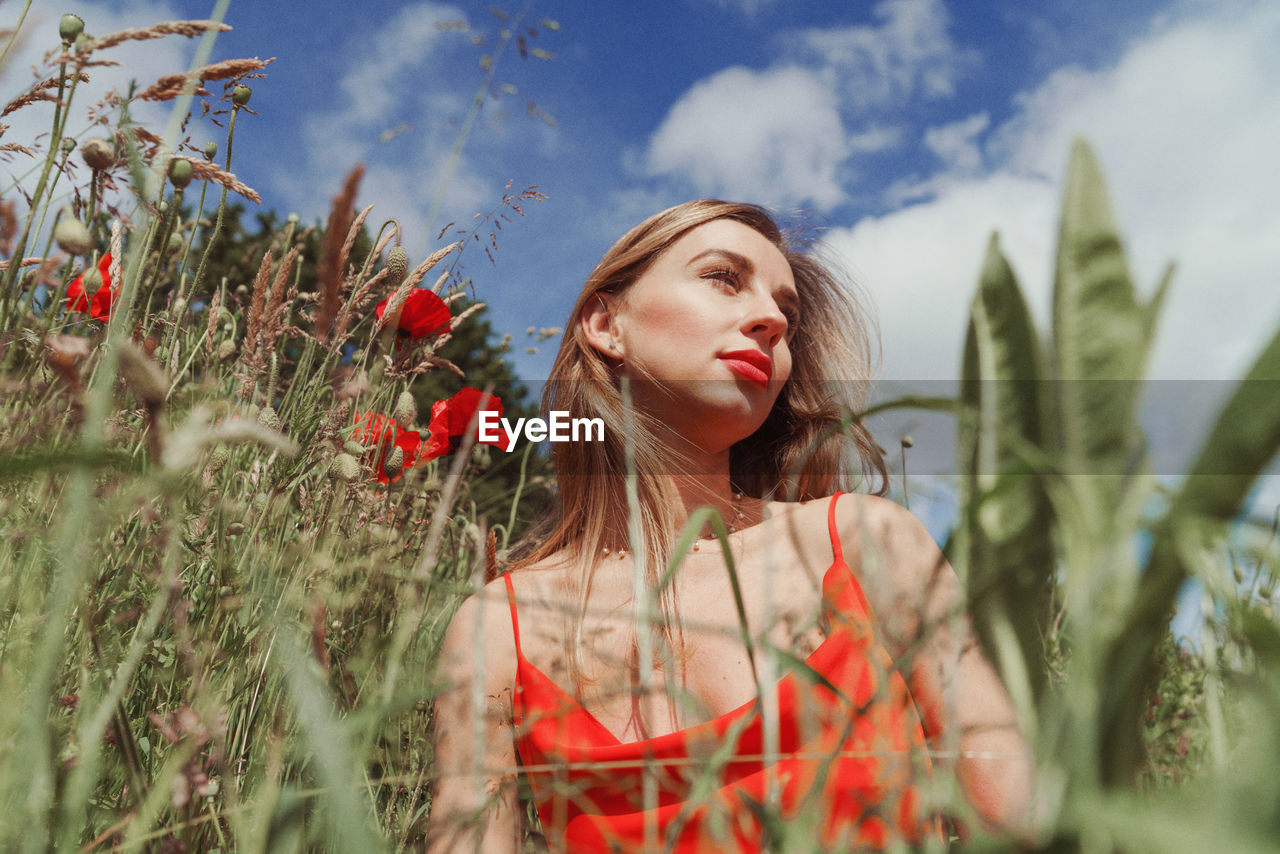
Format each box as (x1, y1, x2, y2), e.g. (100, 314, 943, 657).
(59, 13, 85, 44)
(900, 435, 915, 449)
(79, 267, 104, 299)
(330, 453, 360, 482)
(208, 445, 229, 474)
(343, 441, 365, 455)
(383, 446, 405, 481)
(54, 216, 92, 255)
(385, 247, 408, 287)
(287, 212, 299, 224)
(60, 137, 76, 154)
(226, 522, 245, 536)
(203, 141, 218, 160)
(257, 406, 281, 430)
(168, 157, 194, 189)
(232, 84, 252, 106)
(80, 138, 115, 170)
(394, 390, 417, 429)
(217, 339, 236, 361)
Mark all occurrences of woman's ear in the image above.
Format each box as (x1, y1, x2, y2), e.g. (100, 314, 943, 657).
(580, 292, 624, 360)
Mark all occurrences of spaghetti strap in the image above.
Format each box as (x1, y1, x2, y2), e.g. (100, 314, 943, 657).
(827, 492, 845, 565)
(503, 572, 522, 654)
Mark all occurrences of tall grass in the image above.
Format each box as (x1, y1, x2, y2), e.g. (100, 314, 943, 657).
(0, 8, 1277, 854)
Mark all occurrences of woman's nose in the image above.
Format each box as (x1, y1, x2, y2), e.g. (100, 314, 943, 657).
(742, 294, 788, 345)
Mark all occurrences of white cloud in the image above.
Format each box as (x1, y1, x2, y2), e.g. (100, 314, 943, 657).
(642, 0, 970, 209)
(829, 1, 1280, 384)
(923, 111, 989, 173)
(790, 0, 972, 109)
(643, 66, 848, 208)
(702, 0, 777, 16)
(848, 124, 904, 154)
(828, 173, 1056, 381)
(274, 2, 502, 255)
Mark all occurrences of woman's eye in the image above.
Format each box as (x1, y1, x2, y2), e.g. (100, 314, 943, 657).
(703, 269, 739, 290)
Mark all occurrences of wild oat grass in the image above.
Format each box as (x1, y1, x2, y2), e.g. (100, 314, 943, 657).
(0, 7, 1276, 854)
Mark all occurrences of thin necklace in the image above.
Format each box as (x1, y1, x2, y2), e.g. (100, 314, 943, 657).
(602, 492, 747, 559)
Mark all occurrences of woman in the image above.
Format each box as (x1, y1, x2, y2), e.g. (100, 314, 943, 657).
(427, 201, 1032, 851)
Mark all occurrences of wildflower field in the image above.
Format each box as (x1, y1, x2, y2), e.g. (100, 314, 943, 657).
(0, 8, 1278, 853)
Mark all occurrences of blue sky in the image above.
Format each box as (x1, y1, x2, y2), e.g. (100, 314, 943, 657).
(4, 0, 1277, 633)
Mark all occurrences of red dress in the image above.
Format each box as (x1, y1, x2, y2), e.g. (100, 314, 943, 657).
(502, 494, 941, 851)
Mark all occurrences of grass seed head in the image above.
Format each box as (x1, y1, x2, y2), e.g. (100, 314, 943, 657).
(81, 138, 115, 170)
(118, 340, 168, 408)
(54, 216, 92, 256)
(257, 406, 280, 430)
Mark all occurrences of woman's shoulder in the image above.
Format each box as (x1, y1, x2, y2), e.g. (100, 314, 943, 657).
(436, 575, 524, 691)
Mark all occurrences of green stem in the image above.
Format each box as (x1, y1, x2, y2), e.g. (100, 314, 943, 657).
(188, 106, 239, 296)
(1, 63, 78, 324)
(0, 0, 33, 69)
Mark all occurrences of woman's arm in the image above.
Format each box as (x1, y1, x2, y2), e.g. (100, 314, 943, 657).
(425, 587, 525, 853)
(844, 496, 1036, 837)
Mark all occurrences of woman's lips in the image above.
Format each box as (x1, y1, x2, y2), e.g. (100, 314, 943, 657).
(718, 350, 772, 388)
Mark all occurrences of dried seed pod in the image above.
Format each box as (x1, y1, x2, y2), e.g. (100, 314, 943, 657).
(216, 339, 236, 361)
(54, 216, 92, 255)
(385, 247, 408, 287)
(900, 435, 915, 449)
(394, 390, 417, 429)
(80, 138, 115, 170)
(330, 453, 360, 482)
(59, 13, 85, 43)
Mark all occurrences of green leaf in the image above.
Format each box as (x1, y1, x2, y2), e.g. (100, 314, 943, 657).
(958, 233, 1054, 702)
(1052, 139, 1150, 479)
(1102, 318, 1280, 784)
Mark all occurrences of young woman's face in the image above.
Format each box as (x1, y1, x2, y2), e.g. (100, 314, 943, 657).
(611, 218, 799, 451)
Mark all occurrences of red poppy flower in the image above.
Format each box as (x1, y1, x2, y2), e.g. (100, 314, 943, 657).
(375, 289, 451, 339)
(65, 253, 115, 321)
(352, 411, 422, 484)
(422, 387, 509, 460)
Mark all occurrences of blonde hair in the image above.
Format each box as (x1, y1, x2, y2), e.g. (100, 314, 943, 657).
(510, 200, 884, 700)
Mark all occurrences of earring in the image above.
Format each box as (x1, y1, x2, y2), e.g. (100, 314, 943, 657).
(609, 340, 619, 352)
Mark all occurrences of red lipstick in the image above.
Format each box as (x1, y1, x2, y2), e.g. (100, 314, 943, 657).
(718, 349, 772, 388)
